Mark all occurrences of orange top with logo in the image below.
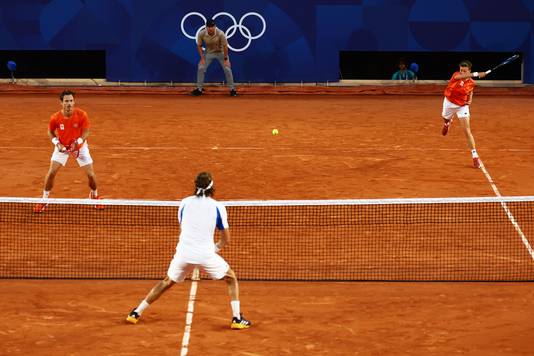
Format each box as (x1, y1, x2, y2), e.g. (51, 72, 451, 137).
(444, 72, 476, 106)
(49, 108, 90, 146)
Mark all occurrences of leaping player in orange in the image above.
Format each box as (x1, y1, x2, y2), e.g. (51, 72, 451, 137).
(34, 90, 102, 213)
(441, 60, 486, 168)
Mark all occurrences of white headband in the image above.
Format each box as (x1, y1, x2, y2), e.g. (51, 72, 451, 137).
(196, 180, 213, 195)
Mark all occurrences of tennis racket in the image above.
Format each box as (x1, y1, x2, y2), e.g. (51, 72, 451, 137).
(485, 54, 520, 75)
(66, 139, 82, 158)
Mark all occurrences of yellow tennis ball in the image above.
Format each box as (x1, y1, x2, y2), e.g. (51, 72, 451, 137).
(272, 128, 279, 135)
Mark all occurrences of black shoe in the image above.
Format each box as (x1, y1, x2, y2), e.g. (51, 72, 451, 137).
(191, 88, 203, 96)
(231, 313, 251, 329)
(126, 309, 140, 324)
(230, 89, 237, 97)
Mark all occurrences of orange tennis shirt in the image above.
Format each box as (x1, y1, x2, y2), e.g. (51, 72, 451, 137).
(444, 72, 476, 106)
(49, 108, 89, 146)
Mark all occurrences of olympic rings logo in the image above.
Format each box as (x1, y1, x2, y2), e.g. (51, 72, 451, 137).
(180, 12, 266, 52)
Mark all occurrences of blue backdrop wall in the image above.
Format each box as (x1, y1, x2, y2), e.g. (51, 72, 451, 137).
(1, 0, 533, 82)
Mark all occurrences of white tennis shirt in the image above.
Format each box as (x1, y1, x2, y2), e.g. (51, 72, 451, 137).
(176, 196, 229, 257)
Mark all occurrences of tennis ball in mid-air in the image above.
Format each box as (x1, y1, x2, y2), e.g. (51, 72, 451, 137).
(272, 128, 279, 135)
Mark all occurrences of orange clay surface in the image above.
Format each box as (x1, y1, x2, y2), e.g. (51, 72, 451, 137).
(1, 93, 534, 355)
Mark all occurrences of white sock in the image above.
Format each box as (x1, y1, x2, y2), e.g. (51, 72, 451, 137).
(90, 189, 98, 198)
(230, 300, 241, 319)
(42, 191, 50, 199)
(471, 149, 478, 158)
(135, 300, 150, 315)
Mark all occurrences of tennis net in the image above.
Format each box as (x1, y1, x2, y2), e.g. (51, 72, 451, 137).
(1, 196, 534, 281)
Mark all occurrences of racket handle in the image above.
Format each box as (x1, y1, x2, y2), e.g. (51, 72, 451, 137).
(485, 70, 492, 75)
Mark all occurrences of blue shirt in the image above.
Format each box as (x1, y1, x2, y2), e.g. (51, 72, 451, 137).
(392, 70, 416, 80)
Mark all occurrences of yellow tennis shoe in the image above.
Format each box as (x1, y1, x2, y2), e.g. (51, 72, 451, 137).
(231, 314, 251, 329)
(126, 309, 140, 324)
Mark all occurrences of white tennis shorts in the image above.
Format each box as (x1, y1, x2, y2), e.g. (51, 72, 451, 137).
(167, 251, 230, 282)
(442, 97, 470, 120)
(51, 143, 93, 167)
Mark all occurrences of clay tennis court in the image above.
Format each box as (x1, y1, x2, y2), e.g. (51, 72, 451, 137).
(2, 86, 534, 355)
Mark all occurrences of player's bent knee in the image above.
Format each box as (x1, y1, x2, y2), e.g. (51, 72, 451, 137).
(224, 268, 237, 280)
(49, 163, 62, 174)
(162, 276, 176, 287)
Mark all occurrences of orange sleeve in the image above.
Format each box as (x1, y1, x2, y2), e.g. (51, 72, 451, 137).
(48, 114, 57, 132)
(81, 111, 90, 129)
(450, 72, 459, 82)
(465, 80, 476, 94)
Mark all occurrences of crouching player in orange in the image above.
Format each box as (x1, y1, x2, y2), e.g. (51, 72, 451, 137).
(34, 90, 102, 213)
(441, 60, 486, 168)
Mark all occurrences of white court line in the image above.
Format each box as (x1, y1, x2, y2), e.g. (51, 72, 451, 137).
(0, 146, 266, 151)
(479, 159, 534, 262)
(180, 268, 200, 356)
(0, 146, 531, 152)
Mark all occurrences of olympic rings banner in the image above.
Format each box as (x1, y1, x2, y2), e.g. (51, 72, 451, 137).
(180, 12, 267, 53)
(1, 0, 533, 83)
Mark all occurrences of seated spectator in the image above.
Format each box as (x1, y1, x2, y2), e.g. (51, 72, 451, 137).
(392, 58, 416, 80)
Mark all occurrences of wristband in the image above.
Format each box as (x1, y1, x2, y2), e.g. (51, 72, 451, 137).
(76, 137, 84, 145)
(472, 72, 479, 77)
(51, 137, 59, 145)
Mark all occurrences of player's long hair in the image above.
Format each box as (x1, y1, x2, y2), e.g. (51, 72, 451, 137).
(194, 172, 215, 197)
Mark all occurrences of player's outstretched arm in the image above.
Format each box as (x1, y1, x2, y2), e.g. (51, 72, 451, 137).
(454, 71, 486, 80)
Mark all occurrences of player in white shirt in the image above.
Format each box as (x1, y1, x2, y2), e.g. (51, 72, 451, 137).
(126, 172, 251, 329)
